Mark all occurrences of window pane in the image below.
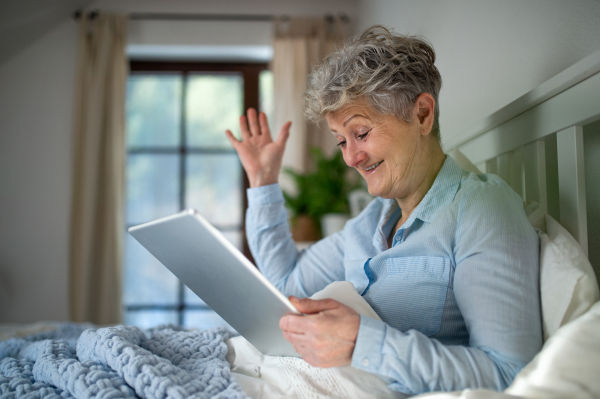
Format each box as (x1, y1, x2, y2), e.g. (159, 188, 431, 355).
(221, 230, 243, 250)
(184, 310, 234, 331)
(127, 74, 181, 147)
(124, 310, 178, 329)
(186, 154, 242, 226)
(186, 74, 243, 147)
(184, 284, 206, 305)
(259, 70, 273, 128)
(127, 154, 179, 225)
(123, 234, 179, 306)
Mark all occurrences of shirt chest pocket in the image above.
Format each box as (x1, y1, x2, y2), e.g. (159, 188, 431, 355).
(372, 256, 451, 337)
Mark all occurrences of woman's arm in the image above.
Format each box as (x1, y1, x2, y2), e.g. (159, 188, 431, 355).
(350, 181, 542, 395)
(282, 180, 542, 395)
(246, 183, 346, 297)
(228, 109, 345, 297)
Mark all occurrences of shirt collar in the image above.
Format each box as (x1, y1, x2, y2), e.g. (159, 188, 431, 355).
(408, 155, 462, 225)
(377, 155, 463, 234)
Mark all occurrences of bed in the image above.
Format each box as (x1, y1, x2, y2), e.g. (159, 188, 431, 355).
(2, 50, 600, 399)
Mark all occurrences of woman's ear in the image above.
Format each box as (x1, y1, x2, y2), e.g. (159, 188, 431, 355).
(414, 93, 435, 136)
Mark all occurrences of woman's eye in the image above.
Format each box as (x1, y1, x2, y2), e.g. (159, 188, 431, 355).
(357, 131, 370, 140)
(337, 141, 347, 148)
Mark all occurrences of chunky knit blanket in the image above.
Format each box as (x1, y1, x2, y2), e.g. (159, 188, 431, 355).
(0, 324, 248, 399)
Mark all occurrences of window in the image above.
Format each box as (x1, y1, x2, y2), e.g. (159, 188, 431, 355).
(124, 61, 272, 329)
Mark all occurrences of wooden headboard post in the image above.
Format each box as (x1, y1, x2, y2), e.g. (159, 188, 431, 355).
(557, 126, 588, 256)
(523, 141, 548, 214)
(444, 48, 600, 264)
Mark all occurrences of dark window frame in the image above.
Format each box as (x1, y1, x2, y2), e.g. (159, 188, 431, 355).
(125, 60, 267, 326)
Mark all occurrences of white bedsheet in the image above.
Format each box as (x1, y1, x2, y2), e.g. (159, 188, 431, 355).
(228, 336, 407, 399)
(228, 281, 600, 399)
(227, 281, 406, 398)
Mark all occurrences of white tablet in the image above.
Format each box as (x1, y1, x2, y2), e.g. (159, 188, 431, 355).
(128, 209, 301, 357)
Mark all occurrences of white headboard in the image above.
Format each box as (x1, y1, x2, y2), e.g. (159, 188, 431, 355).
(445, 48, 600, 283)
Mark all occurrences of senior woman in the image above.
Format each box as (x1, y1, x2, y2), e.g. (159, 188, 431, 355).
(225, 26, 541, 396)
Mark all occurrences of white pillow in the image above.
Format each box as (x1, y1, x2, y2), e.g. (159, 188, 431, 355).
(505, 300, 600, 398)
(539, 214, 599, 340)
(524, 202, 546, 234)
(414, 301, 600, 399)
(413, 390, 523, 399)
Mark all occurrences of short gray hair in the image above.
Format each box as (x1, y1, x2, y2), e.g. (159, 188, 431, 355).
(305, 25, 442, 140)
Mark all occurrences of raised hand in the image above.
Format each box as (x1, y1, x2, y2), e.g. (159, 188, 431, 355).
(225, 108, 291, 188)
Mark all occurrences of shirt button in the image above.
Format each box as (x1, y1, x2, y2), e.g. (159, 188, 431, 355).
(362, 358, 369, 367)
(253, 365, 261, 377)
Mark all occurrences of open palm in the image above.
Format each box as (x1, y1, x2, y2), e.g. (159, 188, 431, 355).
(225, 108, 291, 188)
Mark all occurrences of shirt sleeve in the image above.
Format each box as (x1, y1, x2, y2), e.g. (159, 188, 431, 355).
(351, 179, 542, 395)
(246, 183, 346, 297)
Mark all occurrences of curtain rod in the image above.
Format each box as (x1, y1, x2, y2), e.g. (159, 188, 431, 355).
(131, 13, 274, 22)
(73, 10, 350, 23)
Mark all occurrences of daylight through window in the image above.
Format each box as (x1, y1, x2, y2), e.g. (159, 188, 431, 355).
(124, 62, 272, 329)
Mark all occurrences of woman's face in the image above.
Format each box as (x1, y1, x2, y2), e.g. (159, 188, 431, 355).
(326, 101, 428, 200)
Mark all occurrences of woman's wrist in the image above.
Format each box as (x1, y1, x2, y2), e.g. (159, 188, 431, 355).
(249, 171, 279, 188)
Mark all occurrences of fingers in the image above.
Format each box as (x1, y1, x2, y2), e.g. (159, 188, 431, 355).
(289, 296, 340, 314)
(239, 108, 272, 141)
(279, 314, 307, 334)
(283, 330, 305, 343)
(239, 115, 251, 140)
(224, 130, 240, 149)
(282, 330, 309, 353)
(276, 121, 292, 146)
(258, 111, 271, 137)
(280, 297, 344, 332)
(247, 108, 260, 136)
(281, 315, 355, 368)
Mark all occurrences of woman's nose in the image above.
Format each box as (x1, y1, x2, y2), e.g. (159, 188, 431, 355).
(343, 142, 367, 168)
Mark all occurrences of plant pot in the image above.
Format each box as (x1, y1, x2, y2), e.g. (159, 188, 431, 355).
(320, 213, 350, 237)
(291, 214, 321, 242)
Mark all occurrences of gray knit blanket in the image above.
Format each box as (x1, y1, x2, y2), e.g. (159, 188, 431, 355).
(0, 324, 249, 399)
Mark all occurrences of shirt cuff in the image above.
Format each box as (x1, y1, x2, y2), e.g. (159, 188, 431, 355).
(247, 183, 284, 207)
(351, 315, 387, 374)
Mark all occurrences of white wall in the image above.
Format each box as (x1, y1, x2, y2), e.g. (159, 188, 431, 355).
(355, 0, 600, 150)
(96, 0, 358, 56)
(125, 19, 274, 61)
(0, 20, 77, 322)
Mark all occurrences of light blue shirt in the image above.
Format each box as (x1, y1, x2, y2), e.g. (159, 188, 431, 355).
(246, 156, 542, 395)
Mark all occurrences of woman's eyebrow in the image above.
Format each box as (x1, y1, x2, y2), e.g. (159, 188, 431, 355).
(330, 114, 368, 132)
(343, 114, 365, 127)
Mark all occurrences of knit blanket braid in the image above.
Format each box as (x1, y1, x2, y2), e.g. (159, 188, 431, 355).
(0, 324, 248, 399)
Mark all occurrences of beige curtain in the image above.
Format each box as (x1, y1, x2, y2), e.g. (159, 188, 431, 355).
(69, 13, 128, 325)
(272, 17, 346, 193)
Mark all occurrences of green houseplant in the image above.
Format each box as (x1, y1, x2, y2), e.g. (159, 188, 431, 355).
(282, 147, 363, 240)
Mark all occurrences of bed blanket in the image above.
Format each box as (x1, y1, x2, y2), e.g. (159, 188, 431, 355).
(0, 324, 248, 399)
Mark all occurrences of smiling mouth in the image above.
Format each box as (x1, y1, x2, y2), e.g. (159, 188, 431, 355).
(364, 161, 383, 171)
